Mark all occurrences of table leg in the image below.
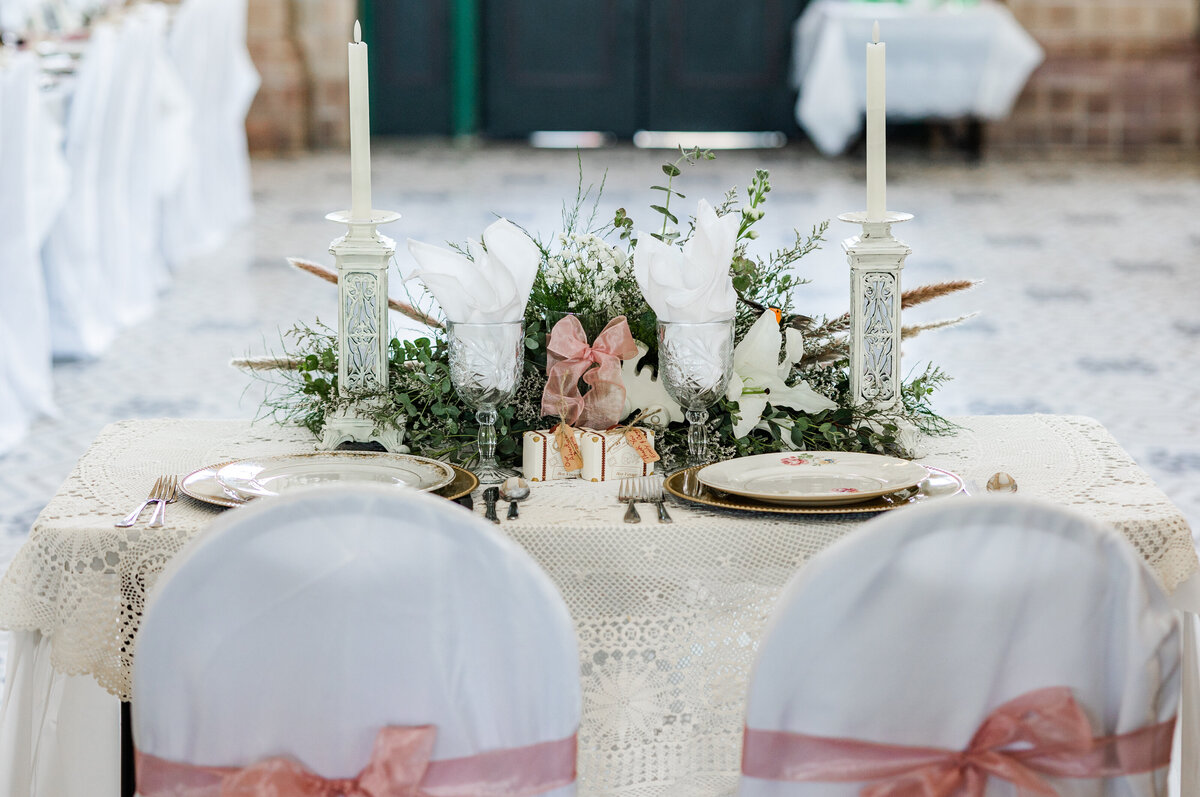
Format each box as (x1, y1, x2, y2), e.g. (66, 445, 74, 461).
(965, 118, 984, 163)
(1182, 613, 1199, 796)
(121, 701, 134, 797)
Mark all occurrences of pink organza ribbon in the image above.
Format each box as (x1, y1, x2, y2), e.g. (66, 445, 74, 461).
(541, 314, 638, 430)
(137, 726, 577, 797)
(742, 687, 1175, 797)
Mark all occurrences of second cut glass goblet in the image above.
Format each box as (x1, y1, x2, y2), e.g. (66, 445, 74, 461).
(657, 318, 735, 466)
(446, 320, 525, 485)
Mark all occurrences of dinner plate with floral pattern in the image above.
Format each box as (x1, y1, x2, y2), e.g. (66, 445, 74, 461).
(696, 451, 930, 506)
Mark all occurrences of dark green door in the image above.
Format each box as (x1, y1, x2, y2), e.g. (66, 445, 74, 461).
(647, 0, 806, 133)
(482, 1, 643, 137)
(367, 0, 810, 136)
(368, 1, 454, 134)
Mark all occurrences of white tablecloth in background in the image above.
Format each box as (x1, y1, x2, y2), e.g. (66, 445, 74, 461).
(791, 0, 1044, 155)
(0, 415, 1196, 796)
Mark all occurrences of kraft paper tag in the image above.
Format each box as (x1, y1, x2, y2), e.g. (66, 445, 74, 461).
(554, 423, 584, 472)
(623, 428, 660, 463)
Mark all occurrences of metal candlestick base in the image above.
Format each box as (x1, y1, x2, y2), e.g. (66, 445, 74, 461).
(318, 209, 410, 453)
(839, 210, 913, 409)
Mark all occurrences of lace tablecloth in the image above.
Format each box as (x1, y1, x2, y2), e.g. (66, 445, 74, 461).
(0, 415, 1195, 796)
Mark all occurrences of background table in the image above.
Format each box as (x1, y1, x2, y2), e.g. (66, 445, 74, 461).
(1, 415, 1197, 797)
(790, 0, 1044, 155)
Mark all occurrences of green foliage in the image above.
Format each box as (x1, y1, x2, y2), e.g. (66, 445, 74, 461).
(649, 146, 715, 242)
(253, 154, 955, 471)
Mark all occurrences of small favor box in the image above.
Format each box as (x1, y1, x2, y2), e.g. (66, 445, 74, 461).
(579, 428, 657, 482)
(523, 429, 583, 482)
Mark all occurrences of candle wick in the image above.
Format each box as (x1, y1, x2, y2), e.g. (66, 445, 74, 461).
(872, 20, 880, 44)
(354, 19, 362, 44)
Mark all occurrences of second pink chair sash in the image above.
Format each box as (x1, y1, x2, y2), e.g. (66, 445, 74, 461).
(742, 687, 1174, 797)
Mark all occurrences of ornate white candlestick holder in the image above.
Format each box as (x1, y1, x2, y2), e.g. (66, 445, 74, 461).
(319, 209, 409, 452)
(839, 210, 912, 409)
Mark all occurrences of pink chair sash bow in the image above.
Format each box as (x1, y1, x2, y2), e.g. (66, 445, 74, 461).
(742, 687, 1174, 797)
(541, 314, 638, 430)
(136, 726, 577, 797)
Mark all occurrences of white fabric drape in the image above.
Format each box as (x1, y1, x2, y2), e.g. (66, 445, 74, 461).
(0, 52, 68, 451)
(741, 497, 1182, 797)
(0, 631, 120, 797)
(133, 486, 579, 796)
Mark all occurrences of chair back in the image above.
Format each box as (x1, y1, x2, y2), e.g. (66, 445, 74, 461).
(42, 21, 120, 358)
(740, 496, 1180, 797)
(134, 485, 580, 796)
(0, 51, 65, 451)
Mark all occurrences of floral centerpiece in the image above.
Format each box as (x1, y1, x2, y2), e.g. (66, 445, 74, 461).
(240, 149, 974, 470)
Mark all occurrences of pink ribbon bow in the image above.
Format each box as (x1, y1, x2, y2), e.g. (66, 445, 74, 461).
(541, 314, 639, 430)
(137, 727, 578, 797)
(742, 687, 1175, 797)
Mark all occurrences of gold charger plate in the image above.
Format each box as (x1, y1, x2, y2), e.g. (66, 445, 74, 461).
(665, 464, 965, 515)
(181, 460, 478, 509)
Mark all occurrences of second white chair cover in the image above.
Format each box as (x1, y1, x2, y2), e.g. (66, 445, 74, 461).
(0, 52, 68, 452)
(133, 485, 580, 796)
(741, 497, 1180, 797)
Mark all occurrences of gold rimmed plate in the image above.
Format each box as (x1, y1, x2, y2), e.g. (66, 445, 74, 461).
(215, 452, 455, 499)
(181, 460, 478, 508)
(697, 451, 930, 506)
(666, 464, 965, 515)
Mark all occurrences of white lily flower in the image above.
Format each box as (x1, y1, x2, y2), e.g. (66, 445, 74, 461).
(725, 312, 837, 439)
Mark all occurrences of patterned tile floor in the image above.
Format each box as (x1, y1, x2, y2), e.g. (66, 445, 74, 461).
(1, 141, 1199, 678)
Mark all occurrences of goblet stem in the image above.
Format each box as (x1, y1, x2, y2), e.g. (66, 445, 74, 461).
(476, 407, 498, 470)
(473, 407, 515, 485)
(686, 409, 710, 466)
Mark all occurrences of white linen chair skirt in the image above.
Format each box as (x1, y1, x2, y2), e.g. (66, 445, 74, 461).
(0, 52, 67, 452)
(133, 486, 579, 796)
(740, 497, 1181, 797)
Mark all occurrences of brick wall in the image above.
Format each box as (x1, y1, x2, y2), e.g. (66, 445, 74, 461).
(245, 0, 353, 153)
(990, 0, 1200, 154)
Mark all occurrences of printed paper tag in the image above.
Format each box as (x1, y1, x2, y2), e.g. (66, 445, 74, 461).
(623, 428, 660, 463)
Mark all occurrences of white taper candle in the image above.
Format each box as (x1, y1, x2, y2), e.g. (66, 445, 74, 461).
(348, 20, 372, 219)
(866, 20, 886, 220)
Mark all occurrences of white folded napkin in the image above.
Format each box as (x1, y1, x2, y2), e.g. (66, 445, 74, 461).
(406, 218, 541, 323)
(633, 199, 739, 322)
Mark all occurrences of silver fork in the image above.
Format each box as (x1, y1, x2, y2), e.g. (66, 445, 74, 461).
(641, 475, 673, 524)
(618, 478, 641, 524)
(147, 475, 179, 529)
(116, 476, 167, 528)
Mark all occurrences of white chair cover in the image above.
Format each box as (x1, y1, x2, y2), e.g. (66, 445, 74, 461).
(97, 5, 181, 328)
(41, 22, 122, 358)
(0, 51, 68, 453)
(41, 5, 190, 358)
(133, 486, 579, 797)
(740, 496, 1181, 797)
(162, 0, 258, 263)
